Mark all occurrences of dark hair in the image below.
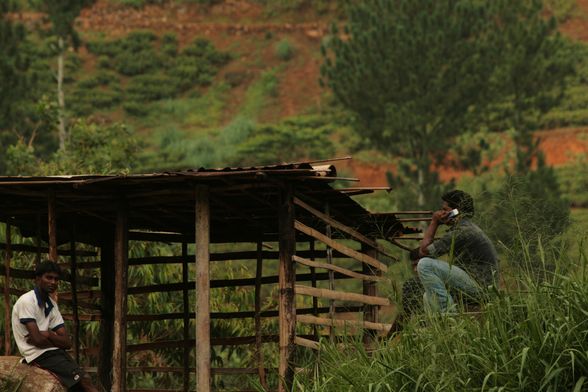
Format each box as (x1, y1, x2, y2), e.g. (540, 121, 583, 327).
(442, 190, 474, 216)
(34, 261, 62, 278)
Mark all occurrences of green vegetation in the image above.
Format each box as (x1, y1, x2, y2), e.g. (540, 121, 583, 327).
(275, 38, 295, 61)
(294, 247, 588, 391)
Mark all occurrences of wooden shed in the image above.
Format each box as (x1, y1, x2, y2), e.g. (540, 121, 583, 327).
(0, 160, 423, 392)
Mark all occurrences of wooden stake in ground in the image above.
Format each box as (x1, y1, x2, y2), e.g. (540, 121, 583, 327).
(195, 185, 211, 392)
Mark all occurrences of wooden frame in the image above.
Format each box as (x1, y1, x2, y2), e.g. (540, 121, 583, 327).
(0, 162, 416, 392)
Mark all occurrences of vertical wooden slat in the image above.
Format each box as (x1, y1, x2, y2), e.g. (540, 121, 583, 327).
(309, 239, 319, 340)
(195, 185, 211, 392)
(362, 244, 380, 347)
(325, 203, 335, 341)
(99, 235, 115, 391)
(48, 190, 58, 262)
(35, 214, 41, 266)
(70, 224, 80, 363)
(182, 241, 190, 392)
(255, 239, 268, 390)
(278, 184, 296, 392)
(4, 223, 12, 355)
(112, 199, 128, 392)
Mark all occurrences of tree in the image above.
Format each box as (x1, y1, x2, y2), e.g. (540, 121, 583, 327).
(0, 0, 40, 172)
(489, 0, 576, 172)
(321, 0, 504, 208)
(30, 0, 95, 151)
(321, 0, 574, 208)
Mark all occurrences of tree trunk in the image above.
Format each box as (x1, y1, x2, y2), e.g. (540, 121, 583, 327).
(57, 36, 66, 151)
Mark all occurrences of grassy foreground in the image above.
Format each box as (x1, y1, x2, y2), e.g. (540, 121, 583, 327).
(291, 239, 588, 392)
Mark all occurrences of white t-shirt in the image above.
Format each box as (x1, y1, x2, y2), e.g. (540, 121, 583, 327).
(11, 288, 65, 363)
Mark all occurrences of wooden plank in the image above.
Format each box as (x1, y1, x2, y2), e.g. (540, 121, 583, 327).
(295, 285, 390, 306)
(294, 221, 387, 272)
(292, 255, 383, 282)
(293, 197, 397, 261)
(325, 202, 335, 341)
(48, 190, 58, 262)
(195, 185, 211, 392)
(297, 315, 391, 332)
(278, 184, 296, 392)
(3, 223, 12, 355)
(362, 244, 380, 345)
(254, 240, 268, 390)
(294, 336, 319, 351)
(97, 236, 114, 389)
(0, 243, 98, 257)
(70, 230, 80, 363)
(113, 199, 129, 392)
(181, 242, 189, 392)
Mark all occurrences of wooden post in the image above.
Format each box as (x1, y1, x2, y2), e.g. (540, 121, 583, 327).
(182, 242, 190, 392)
(4, 222, 12, 355)
(35, 214, 41, 266)
(112, 199, 128, 392)
(278, 184, 296, 392)
(325, 203, 335, 341)
(309, 239, 319, 340)
(99, 235, 115, 391)
(48, 190, 58, 262)
(362, 244, 380, 346)
(70, 224, 80, 363)
(195, 185, 211, 392)
(255, 239, 268, 389)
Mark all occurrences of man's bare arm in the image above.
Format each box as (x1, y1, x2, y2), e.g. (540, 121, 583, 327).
(24, 322, 72, 350)
(418, 210, 449, 257)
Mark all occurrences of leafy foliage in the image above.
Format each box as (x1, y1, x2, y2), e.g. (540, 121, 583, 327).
(235, 115, 335, 165)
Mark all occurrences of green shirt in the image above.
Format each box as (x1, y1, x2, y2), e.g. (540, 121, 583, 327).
(426, 218, 499, 286)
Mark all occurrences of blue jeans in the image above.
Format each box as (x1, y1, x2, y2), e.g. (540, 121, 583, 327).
(416, 257, 482, 313)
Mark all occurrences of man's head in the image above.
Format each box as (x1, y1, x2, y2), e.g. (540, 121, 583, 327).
(34, 261, 61, 294)
(441, 190, 474, 217)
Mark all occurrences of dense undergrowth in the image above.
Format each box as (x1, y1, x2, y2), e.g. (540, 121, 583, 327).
(292, 237, 588, 392)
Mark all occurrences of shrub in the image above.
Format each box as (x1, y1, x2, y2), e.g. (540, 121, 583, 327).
(126, 74, 180, 102)
(123, 101, 149, 117)
(275, 38, 294, 61)
(115, 49, 161, 76)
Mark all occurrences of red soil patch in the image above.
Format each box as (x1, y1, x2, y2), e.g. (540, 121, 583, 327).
(343, 127, 588, 187)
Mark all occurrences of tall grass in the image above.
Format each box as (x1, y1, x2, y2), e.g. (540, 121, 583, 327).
(292, 237, 588, 392)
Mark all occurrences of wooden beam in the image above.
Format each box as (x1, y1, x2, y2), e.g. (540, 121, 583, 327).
(362, 244, 380, 345)
(3, 223, 12, 355)
(113, 199, 129, 392)
(293, 255, 383, 282)
(293, 197, 397, 261)
(294, 221, 388, 272)
(48, 190, 58, 261)
(278, 184, 296, 392)
(294, 336, 319, 351)
(295, 285, 390, 306)
(99, 234, 115, 391)
(255, 240, 268, 390)
(297, 315, 391, 332)
(70, 225, 80, 363)
(195, 185, 211, 392)
(182, 242, 190, 392)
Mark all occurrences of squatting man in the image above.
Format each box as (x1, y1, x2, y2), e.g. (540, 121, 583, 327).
(12, 261, 100, 391)
(407, 190, 499, 314)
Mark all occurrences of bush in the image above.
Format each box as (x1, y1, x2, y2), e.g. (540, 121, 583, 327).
(126, 74, 180, 102)
(123, 101, 150, 117)
(275, 39, 295, 61)
(115, 49, 161, 76)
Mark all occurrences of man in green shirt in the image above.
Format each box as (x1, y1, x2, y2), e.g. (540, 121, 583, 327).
(410, 190, 499, 313)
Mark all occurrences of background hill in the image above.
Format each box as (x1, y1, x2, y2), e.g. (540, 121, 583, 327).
(3, 0, 588, 199)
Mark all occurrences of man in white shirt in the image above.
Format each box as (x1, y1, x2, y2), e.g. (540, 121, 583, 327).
(12, 261, 100, 392)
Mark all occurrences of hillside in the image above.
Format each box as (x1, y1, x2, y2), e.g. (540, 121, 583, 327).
(8, 0, 588, 186)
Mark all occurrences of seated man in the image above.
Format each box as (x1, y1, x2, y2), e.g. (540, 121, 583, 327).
(12, 261, 100, 392)
(411, 190, 498, 313)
